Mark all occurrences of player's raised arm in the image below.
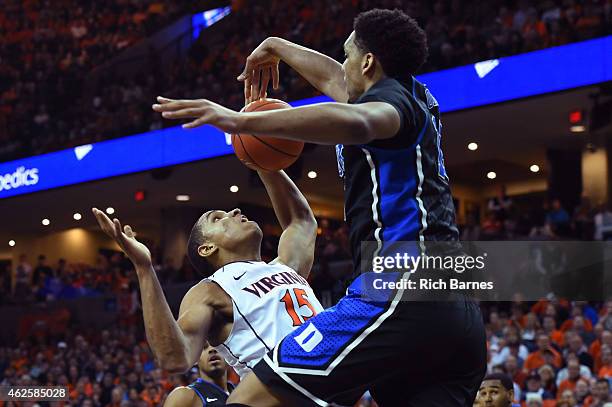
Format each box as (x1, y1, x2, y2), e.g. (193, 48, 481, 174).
(91, 208, 216, 373)
(257, 170, 316, 278)
(153, 98, 400, 145)
(238, 37, 348, 103)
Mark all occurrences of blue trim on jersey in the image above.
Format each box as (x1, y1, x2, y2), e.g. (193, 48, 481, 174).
(188, 381, 206, 406)
(276, 275, 390, 369)
(364, 146, 421, 245)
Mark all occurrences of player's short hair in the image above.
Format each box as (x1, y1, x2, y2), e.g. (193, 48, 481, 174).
(187, 215, 209, 275)
(353, 8, 428, 78)
(483, 373, 514, 391)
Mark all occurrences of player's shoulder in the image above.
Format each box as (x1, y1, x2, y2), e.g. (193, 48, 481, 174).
(165, 386, 200, 407)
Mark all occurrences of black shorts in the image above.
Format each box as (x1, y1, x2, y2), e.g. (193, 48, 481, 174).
(252, 274, 487, 406)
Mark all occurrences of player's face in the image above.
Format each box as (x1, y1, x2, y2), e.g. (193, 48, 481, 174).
(198, 344, 227, 377)
(342, 32, 366, 102)
(477, 380, 512, 407)
(203, 208, 262, 250)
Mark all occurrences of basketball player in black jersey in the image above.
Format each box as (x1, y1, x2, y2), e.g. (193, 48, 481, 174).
(164, 344, 233, 407)
(153, 8, 486, 407)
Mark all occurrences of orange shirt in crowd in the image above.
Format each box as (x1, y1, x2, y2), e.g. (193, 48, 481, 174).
(560, 318, 593, 332)
(557, 377, 581, 398)
(599, 364, 612, 378)
(550, 329, 565, 347)
(525, 348, 563, 370)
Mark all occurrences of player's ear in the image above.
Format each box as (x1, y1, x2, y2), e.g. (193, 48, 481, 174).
(198, 243, 218, 258)
(362, 52, 375, 76)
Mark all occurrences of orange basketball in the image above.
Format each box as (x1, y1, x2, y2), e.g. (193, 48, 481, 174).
(232, 99, 304, 171)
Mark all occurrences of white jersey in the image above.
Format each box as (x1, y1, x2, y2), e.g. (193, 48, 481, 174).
(205, 260, 323, 378)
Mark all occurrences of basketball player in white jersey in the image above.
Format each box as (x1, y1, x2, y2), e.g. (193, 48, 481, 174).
(91, 169, 323, 387)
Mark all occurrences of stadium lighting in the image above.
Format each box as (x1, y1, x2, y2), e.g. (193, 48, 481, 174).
(105, 207, 115, 215)
(570, 125, 586, 133)
(487, 171, 497, 180)
(467, 142, 478, 151)
(230, 185, 239, 193)
(307, 171, 318, 179)
(42, 218, 50, 226)
(530, 164, 540, 173)
(73, 213, 82, 221)
(176, 195, 190, 202)
(8, 240, 15, 247)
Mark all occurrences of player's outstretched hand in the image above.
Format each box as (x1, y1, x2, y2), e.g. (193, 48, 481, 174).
(152, 97, 239, 131)
(92, 208, 152, 270)
(237, 37, 280, 104)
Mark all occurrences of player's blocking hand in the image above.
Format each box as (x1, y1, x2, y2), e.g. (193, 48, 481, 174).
(91, 208, 152, 270)
(237, 38, 280, 104)
(152, 97, 240, 131)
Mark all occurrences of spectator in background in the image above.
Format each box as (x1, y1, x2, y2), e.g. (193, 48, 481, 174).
(583, 378, 611, 407)
(488, 185, 513, 224)
(521, 372, 554, 402)
(594, 203, 612, 240)
(599, 345, 612, 378)
(557, 359, 585, 397)
(546, 199, 570, 237)
(572, 196, 594, 240)
(13, 254, 32, 300)
(566, 332, 595, 370)
(525, 334, 562, 370)
(32, 255, 53, 286)
(574, 378, 592, 406)
(537, 364, 557, 396)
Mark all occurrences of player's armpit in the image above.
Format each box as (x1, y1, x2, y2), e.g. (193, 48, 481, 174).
(164, 387, 200, 407)
(277, 221, 316, 279)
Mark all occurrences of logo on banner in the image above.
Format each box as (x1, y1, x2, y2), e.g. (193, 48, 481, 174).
(0, 166, 39, 191)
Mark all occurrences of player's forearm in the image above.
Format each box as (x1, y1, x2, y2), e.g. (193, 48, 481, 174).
(136, 266, 191, 372)
(268, 38, 347, 102)
(257, 170, 316, 231)
(238, 102, 371, 145)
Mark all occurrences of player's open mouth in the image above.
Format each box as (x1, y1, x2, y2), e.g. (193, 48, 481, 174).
(209, 355, 222, 362)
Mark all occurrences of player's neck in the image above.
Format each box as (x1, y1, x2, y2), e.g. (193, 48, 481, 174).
(363, 70, 386, 94)
(217, 251, 261, 268)
(200, 371, 228, 392)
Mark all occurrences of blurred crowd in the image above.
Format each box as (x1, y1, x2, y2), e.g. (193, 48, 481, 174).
(0, 217, 351, 307)
(460, 187, 612, 242)
(1, 0, 611, 162)
(479, 299, 612, 406)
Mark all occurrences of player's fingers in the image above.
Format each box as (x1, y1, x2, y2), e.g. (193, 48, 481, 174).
(156, 96, 173, 104)
(237, 56, 254, 81)
(244, 74, 252, 103)
(182, 117, 207, 129)
(124, 225, 135, 239)
(259, 68, 271, 100)
(113, 218, 123, 239)
(161, 108, 203, 119)
(92, 208, 113, 235)
(251, 68, 261, 102)
(273, 63, 280, 89)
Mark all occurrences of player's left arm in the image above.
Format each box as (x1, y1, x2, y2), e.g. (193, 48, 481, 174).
(152, 98, 400, 145)
(258, 170, 317, 278)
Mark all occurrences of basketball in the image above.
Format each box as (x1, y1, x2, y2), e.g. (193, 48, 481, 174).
(232, 99, 304, 171)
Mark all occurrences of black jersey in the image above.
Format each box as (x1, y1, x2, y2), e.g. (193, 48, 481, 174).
(335, 77, 459, 271)
(187, 378, 234, 406)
